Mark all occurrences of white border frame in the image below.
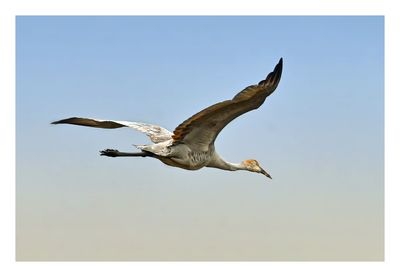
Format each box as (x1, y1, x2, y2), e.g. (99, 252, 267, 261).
(1, 1, 399, 276)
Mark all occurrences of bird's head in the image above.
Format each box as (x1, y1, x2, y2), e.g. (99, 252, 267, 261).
(241, 159, 272, 179)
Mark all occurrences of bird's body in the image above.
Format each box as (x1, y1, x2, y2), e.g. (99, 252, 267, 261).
(52, 58, 283, 179)
(154, 143, 214, 171)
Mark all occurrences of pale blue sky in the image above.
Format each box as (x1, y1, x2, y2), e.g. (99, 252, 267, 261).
(16, 16, 384, 260)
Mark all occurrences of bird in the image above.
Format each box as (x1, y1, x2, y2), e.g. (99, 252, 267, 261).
(52, 58, 283, 179)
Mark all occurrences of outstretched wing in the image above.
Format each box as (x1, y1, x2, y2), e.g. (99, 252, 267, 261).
(52, 117, 173, 143)
(172, 58, 283, 151)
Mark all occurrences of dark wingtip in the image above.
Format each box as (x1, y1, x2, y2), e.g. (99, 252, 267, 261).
(274, 57, 283, 73)
(51, 117, 75, 125)
(272, 57, 283, 83)
(260, 57, 283, 86)
(276, 57, 283, 73)
(51, 119, 65, 125)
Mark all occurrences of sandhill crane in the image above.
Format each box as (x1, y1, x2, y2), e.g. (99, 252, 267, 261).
(52, 58, 283, 178)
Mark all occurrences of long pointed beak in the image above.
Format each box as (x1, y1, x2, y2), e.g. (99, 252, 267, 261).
(260, 168, 272, 179)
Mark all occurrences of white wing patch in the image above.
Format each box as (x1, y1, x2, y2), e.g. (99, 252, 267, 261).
(113, 120, 173, 143)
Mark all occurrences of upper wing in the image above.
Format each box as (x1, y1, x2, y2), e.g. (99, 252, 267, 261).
(172, 58, 283, 150)
(51, 117, 173, 143)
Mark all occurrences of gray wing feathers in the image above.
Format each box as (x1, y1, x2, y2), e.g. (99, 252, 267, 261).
(117, 121, 173, 143)
(52, 117, 173, 143)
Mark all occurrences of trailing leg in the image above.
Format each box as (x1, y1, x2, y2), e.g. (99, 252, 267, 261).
(100, 149, 150, 158)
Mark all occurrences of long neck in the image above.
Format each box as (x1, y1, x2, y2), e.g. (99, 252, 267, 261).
(207, 152, 246, 171)
(223, 161, 245, 171)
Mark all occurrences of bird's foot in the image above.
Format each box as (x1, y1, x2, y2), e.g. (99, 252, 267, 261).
(100, 149, 120, 157)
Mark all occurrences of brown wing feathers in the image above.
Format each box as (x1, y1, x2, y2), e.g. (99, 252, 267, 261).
(172, 58, 283, 142)
(51, 117, 126, 128)
(171, 100, 230, 141)
(232, 58, 283, 101)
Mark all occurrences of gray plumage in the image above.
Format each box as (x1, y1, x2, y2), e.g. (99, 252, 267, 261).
(52, 58, 283, 179)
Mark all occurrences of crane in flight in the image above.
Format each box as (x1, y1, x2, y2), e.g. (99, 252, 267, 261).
(52, 58, 283, 179)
